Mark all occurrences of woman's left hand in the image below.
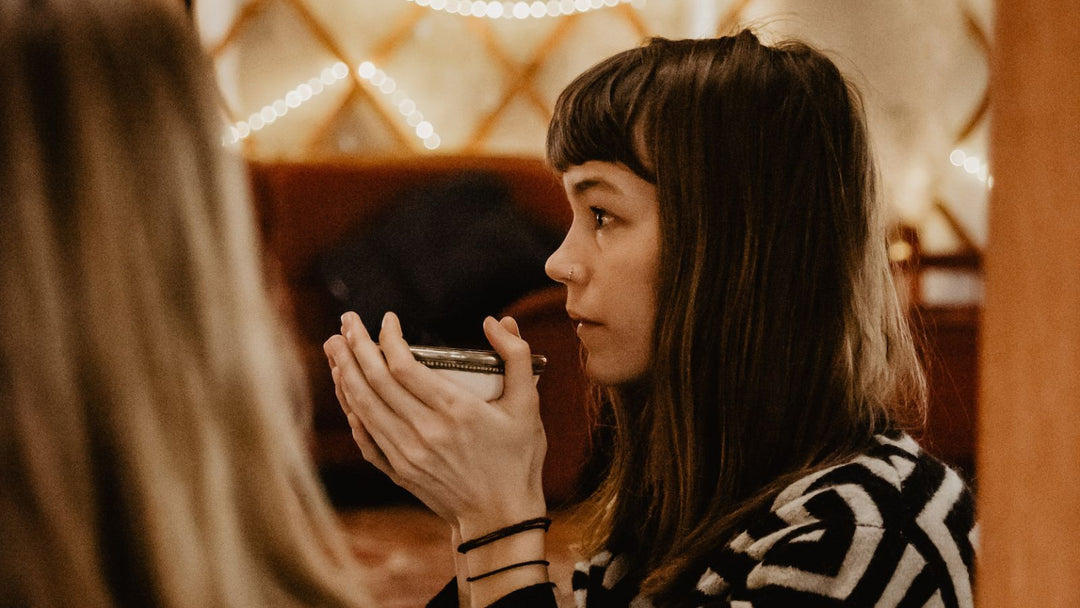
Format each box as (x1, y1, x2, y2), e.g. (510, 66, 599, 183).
(323, 311, 548, 539)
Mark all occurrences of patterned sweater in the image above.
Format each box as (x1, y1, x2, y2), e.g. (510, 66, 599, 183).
(430, 433, 977, 608)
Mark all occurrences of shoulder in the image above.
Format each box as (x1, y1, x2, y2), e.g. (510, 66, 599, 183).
(694, 433, 977, 607)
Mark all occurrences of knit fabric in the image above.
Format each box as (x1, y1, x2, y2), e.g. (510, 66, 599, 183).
(571, 433, 976, 607)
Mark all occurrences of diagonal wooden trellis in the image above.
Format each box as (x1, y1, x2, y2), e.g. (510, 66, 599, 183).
(206, 0, 650, 155)
(205, 0, 991, 264)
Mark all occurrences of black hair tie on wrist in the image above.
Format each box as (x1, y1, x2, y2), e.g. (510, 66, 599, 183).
(456, 517, 552, 554)
(466, 559, 550, 583)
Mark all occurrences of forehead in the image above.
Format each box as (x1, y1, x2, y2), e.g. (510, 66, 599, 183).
(561, 161, 638, 194)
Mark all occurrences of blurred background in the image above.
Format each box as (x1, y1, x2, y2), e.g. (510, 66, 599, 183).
(195, 0, 992, 307)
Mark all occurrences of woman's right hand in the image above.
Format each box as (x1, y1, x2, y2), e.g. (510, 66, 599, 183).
(322, 312, 548, 538)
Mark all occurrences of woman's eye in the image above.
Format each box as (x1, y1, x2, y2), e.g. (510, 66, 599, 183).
(590, 206, 610, 229)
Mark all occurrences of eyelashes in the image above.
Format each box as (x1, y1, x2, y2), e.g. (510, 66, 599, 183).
(590, 206, 610, 229)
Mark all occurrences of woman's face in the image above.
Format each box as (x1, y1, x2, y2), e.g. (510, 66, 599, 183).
(545, 161, 661, 384)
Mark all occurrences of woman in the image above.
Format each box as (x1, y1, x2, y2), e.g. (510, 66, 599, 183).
(325, 31, 976, 607)
(0, 1, 370, 605)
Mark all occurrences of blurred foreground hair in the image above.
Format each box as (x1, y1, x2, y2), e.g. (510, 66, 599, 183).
(0, 1, 370, 605)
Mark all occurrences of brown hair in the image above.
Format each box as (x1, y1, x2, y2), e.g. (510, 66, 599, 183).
(548, 31, 925, 602)
(0, 1, 369, 605)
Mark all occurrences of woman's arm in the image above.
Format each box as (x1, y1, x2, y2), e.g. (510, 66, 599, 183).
(325, 312, 551, 606)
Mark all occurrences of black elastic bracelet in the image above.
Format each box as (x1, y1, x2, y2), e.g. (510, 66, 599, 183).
(466, 559, 550, 582)
(457, 517, 552, 554)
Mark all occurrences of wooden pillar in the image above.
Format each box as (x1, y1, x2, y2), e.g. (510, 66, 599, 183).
(979, 1, 1080, 606)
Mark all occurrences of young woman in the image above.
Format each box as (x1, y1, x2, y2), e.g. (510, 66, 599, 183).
(0, 1, 371, 605)
(324, 31, 976, 607)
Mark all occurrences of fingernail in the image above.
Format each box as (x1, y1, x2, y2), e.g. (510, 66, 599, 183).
(345, 330, 352, 341)
(383, 311, 402, 335)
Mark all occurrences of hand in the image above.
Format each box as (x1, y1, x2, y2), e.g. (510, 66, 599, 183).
(323, 312, 548, 537)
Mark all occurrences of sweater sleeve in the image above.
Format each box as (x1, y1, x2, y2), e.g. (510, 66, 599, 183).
(699, 522, 900, 606)
(427, 579, 558, 608)
(426, 579, 458, 608)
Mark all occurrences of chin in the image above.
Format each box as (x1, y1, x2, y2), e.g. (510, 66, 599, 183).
(584, 355, 647, 386)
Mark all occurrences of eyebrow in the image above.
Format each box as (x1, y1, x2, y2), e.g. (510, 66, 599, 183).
(570, 177, 619, 197)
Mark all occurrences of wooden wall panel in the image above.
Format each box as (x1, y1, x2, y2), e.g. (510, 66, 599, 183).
(979, 0, 1080, 605)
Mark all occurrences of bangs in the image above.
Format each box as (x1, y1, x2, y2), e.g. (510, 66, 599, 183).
(546, 44, 659, 182)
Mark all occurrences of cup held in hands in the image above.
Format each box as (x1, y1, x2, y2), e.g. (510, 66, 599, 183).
(401, 345, 547, 401)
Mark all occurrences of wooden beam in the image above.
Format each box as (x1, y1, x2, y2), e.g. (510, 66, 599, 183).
(979, 1, 1080, 606)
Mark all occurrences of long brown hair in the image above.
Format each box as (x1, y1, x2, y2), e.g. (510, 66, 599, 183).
(547, 31, 925, 602)
(0, 1, 369, 605)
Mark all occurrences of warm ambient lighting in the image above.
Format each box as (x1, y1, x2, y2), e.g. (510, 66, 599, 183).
(224, 60, 441, 150)
(407, 0, 641, 19)
(949, 148, 993, 188)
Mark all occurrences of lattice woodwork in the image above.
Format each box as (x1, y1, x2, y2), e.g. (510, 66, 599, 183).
(200, 0, 991, 263)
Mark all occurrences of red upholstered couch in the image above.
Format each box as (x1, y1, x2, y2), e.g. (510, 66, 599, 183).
(247, 156, 591, 505)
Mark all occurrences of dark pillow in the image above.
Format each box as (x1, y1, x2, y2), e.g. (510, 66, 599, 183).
(318, 171, 562, 348)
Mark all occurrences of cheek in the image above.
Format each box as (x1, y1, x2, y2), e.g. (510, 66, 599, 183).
(594, 256, 659, 381)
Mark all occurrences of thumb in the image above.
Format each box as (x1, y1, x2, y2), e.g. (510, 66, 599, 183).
(483, 316, 535, 406)
(500, 315, 521, 337)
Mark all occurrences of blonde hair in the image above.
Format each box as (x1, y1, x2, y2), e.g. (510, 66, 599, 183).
(0, 1, 369, 605)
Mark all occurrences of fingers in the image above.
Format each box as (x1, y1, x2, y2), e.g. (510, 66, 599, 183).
(329, 360, 350, 415)
(500, 315, 521, 337)
(346, 411, 394, 475)
(484, 316, 536, 406)
(375, 312, 459, 410)
(323, 333, 416, 467)
(340, 312, 434, 420)
(325, 340, 350, 414)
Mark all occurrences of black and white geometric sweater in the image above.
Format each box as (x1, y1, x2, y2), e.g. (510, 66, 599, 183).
(570, 433, 977, 608)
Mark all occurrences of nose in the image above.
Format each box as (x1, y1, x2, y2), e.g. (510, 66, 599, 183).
(545, 235, 572, 285)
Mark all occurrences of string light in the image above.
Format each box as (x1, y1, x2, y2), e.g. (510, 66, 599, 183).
(949, 149, 993, 188)
(406, 0, 639, 19)
(224, 60, 441, 150)
(355, 60, 442, 150)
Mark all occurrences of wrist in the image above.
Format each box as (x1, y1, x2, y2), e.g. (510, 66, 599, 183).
(456, 493, 546, 543)
(463, 527, 548, 607)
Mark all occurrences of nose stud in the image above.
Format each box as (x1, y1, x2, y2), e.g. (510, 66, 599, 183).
(567, 266, 575, 282)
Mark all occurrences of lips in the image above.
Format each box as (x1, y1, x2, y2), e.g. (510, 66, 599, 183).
(566, 310, 601, 342)
(565, 308, 599, 327)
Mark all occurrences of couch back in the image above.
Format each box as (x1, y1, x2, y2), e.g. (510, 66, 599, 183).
(250, 156, 571, 280)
